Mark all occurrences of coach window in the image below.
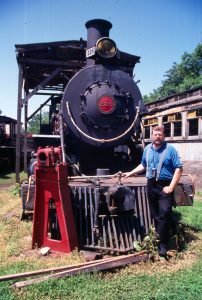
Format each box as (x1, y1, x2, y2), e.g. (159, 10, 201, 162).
(143, 118, 158, 139)
(173, 113, 182, 136)
(162, 116, 171, 137)
(187, 110, 199, 136)
(173, 121, 182, 136)
(143, 119, 150, 139)
(164, 113, 182, 138)
(144, 126, 150, 139)
(5, 124, 11, 138)
(197, 109, 202, 136)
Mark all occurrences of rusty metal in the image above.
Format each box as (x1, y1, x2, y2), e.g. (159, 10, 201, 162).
(174, 174, 194, 206)
(24, 166, 194, 254)
(69, 176, 151, 254)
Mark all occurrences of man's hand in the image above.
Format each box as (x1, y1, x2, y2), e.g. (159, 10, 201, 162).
(122, 164, 145, 179)
(163, 186, 174, 194)
(163, 168, 182, 194)
(122, 172, 137, 179)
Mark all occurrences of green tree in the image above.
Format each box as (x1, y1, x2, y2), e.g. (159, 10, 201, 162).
(28, 114, 40, 134)
(143, 43, 202, 103)
(0, 109, 2, 115)
(28, 111, 49, 134)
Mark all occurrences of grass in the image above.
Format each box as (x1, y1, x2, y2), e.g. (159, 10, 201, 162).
(0, 171, 27, 185)
(175, 201, 202, 231)
(19, 260, 202, 300)
(0, 184, 202, 299)
(196, 191, 202, 197)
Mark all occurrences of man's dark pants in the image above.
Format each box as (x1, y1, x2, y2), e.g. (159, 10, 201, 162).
(147, 179, 174, 249)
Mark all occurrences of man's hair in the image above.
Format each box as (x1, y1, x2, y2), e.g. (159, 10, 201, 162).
(152, 126, 165, 133)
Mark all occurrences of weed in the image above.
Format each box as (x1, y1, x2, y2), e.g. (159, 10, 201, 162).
(133, 225, 159, 259)
(9, 183, 21, 197)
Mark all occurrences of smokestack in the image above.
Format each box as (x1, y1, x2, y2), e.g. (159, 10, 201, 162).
(85, 19, 112, 65)
(85, 19, 112, 49)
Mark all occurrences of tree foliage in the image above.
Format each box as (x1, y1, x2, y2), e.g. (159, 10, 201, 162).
(28, 111, 49, 134)
(143, 43, 202, 103)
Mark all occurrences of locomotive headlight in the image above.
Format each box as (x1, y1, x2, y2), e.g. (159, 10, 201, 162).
(96, 38, 117, 59)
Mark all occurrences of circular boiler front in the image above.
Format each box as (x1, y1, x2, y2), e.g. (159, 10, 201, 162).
(62, 65, 142, 147)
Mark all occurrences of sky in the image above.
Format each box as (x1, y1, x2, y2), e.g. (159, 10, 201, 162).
(0, 0, 202, 119)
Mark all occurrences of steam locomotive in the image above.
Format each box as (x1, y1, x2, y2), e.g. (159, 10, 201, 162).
(60, 19, 146, 175)
(27, 19, 152, 254)
(21, 19, 193, 255)
(24, 19, 193, 256)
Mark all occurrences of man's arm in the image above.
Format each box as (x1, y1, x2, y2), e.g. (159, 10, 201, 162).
(123, 164, 146, 179)
(163, 167, 183, 194)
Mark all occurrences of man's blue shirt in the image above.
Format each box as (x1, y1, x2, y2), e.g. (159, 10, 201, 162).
(141, 142, 183, 180)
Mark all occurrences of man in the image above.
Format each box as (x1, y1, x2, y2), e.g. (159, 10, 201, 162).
(123, 126, 183, 257)
(27, 151, 37, 178)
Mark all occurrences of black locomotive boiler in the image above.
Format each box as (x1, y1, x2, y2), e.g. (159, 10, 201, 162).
(61, 19, 146, 175)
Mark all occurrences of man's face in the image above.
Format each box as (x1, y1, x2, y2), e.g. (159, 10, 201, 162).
(152, 130, 165, 146)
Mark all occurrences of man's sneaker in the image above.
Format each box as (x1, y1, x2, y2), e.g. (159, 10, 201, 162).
(158, 244, 167, 257)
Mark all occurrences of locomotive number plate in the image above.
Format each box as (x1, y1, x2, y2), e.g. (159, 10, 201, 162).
(97, 95, 116, 114)
(86, 47, 95, 58)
